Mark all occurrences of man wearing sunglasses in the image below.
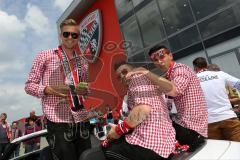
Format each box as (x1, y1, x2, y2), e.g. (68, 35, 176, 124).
(102, 62, 176, 160)
(125, 45, 208, 152)
(25, 19, 91, 160)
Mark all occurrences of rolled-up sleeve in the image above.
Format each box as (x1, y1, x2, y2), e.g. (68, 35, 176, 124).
(25, 52, 46, 98)
(172, 67, 191, 95)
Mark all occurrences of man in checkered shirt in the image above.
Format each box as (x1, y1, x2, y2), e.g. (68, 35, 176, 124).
(25, 19, 91, 160)
(126, 45, 208, 152)
(103, 62, 176, 160)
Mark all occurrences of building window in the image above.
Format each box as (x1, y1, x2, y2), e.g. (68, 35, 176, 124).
(190, 0, 236, 20)
(136, 1, 166, 46)
(210, 51, 240, 78)
(157, 0, 194, 35)
(114, 0, 134, 19)
(121, 15, 143, 56)
(198, 5, 240, 39)
(132, 0, 145, 7)
(128, 52, 148, 67)
(169, 26, 200, 52)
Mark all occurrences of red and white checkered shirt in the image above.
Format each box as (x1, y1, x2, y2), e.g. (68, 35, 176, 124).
(25, 48, 89, 123)
(170, 63, 208, 137)
(125, 74, 176, 158)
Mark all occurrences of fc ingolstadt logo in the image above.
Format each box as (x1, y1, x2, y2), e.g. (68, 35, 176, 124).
(79, 9, 102, 63)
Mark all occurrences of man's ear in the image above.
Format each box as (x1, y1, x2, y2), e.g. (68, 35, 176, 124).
(59, 34, 62, 43)
(193, 66, 198, 73)
(121, 69, 128, 75)
(169, 53, 173, 60)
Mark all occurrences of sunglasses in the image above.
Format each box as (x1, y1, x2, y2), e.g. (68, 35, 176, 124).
(150, 48, 168, 61)
(62, 32, 79, 39)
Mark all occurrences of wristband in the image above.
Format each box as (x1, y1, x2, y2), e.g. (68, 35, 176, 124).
(115, 120, 133, 137)
(101, 139, 109, 148)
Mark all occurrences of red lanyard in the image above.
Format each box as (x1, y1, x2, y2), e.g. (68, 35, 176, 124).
(166, 61, 175, 80)
(56, 46, 84, 111)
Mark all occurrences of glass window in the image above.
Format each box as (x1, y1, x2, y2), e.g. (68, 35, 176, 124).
(114, 0, 134, 19)
(205, 33, 240, 57)
(198, 5, 240, 39)
(121, 16, 144, 56)
(128, 52, 148, 67)
(173, 43, 204, 60)
(136, 1, 166, 46)
(211, 52, 240, 78)
(176, 50, 206, 69)
(132, 0, 145, 7)
(169, 26, 200, 52)
(190, 0, 237, 20)
(157, 0, 194, 35)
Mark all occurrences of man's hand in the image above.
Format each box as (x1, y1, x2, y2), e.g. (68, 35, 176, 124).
(44, 85, 68, 98)
(125, 67, 149, 79)
(107, 123, 120, 140)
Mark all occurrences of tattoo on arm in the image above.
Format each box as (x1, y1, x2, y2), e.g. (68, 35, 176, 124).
(126, 104, 150, 128)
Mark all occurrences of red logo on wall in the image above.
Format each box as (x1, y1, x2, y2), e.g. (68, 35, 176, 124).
(79, 9, 102, 63)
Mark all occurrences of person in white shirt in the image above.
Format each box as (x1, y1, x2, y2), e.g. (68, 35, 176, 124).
(193, 57, 240, 141)
(208, 64, 240, 114)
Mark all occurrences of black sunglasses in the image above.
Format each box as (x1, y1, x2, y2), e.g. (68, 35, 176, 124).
(62, 32, 79, 39)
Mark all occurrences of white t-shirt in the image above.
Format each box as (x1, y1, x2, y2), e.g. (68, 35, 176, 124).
(197, 71, 240, 123)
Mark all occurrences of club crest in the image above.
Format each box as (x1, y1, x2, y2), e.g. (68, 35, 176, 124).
(79, 10, 102, 63)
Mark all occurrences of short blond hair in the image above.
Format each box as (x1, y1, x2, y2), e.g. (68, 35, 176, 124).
(60, 19, 78, 31)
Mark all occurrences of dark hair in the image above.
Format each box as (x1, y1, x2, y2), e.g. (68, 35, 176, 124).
(148, 44, 169, 56)
(1, 113, 7, 119)
(12, 121, 18, 125)
(114, 61, 132, 71)
(193, 57, 208, 68)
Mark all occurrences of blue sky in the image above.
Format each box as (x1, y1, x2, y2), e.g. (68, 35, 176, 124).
(0, 0, 73, 123)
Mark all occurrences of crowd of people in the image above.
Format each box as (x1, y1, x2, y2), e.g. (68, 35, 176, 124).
(0, 110, 46, 158)
(1, 18, 238, 160)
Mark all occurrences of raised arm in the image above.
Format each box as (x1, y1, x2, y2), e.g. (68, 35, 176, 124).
(125, 67, 177, 97)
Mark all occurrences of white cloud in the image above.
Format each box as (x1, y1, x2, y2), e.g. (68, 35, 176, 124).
(0, 1, 63, 123)
(9, 105, 22, 111)
(0, 83, 42, 123)
(24, 4, 51, 36)
(0, 10, 26, 56)
(0, 83, 26, 98)
(54, 0, 73, 11)
(0, 60, 25, 73)
(0, 11, 26, 39)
